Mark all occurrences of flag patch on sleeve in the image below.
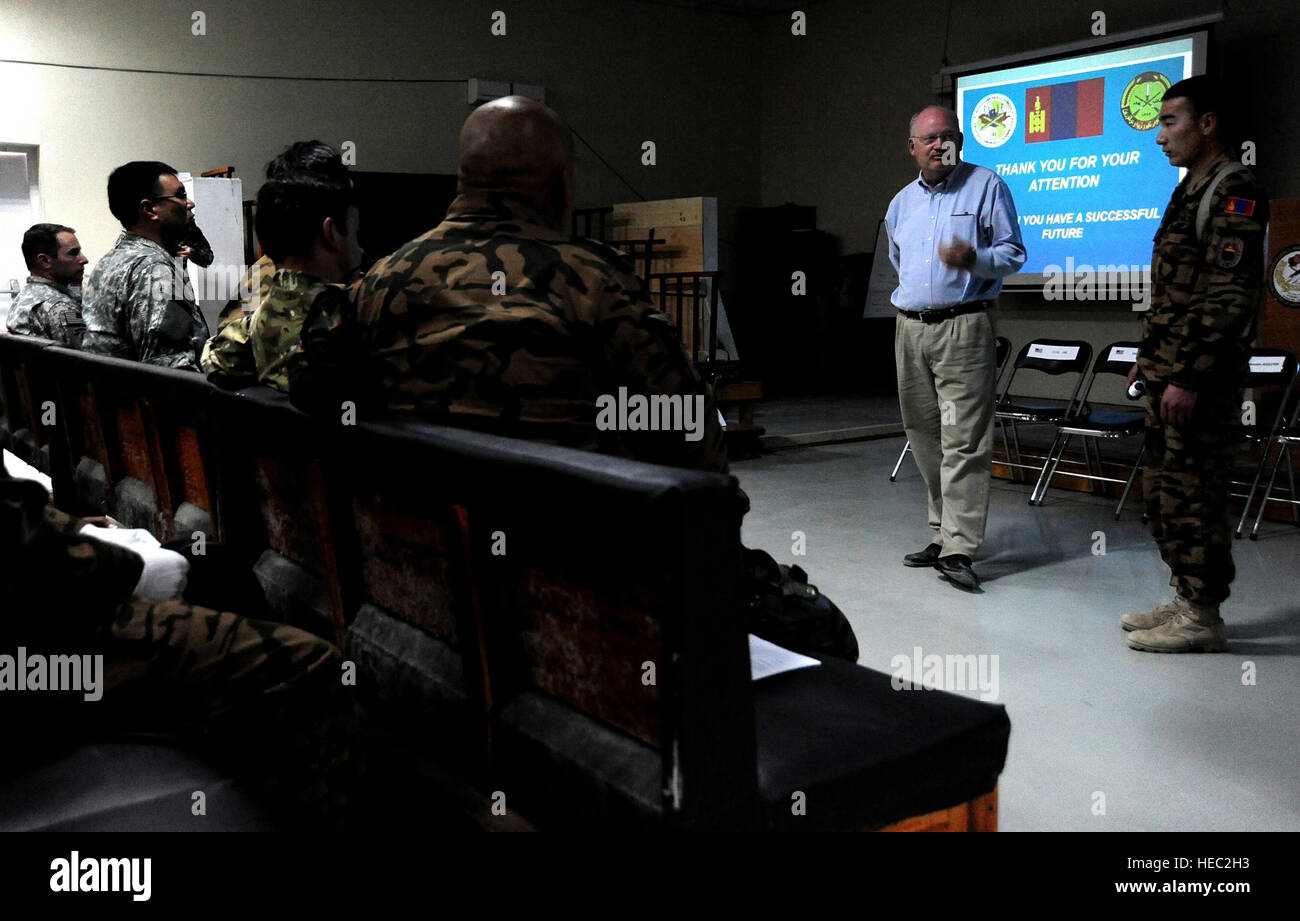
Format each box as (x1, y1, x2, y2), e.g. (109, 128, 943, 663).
(1223, 197, 1256, 216)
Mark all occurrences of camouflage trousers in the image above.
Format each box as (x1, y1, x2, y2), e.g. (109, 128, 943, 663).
(1142, 392, 1239, 606)
(96, 598, 364, 828)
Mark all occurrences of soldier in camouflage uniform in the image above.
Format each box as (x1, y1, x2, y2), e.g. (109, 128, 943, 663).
(211, 142, 348, 336)
(5, 223, 88, 348)
(203, 145, 358, 391)
(213, 253, 274, 333)
(81, 162, 209, 371)
(0, 472, 363, 826)
(1123, 77, 1269, 653)
(290, 97, 726, 474)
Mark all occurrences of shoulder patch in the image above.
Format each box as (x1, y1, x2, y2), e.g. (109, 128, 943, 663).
(1223, 197, 1256, 217)
(1218, 236, 1244, 269)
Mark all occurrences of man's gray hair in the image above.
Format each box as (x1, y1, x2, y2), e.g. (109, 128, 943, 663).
(909, 106, 960, 137)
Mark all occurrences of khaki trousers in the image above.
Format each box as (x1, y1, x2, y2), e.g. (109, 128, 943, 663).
(894, 309, 997, 558)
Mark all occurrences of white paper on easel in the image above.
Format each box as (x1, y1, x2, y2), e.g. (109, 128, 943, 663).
(863, 220, 900, 319)
(749, 634, 820, 681)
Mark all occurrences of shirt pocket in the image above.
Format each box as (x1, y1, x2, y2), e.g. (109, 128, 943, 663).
(943, 212, 978, 249)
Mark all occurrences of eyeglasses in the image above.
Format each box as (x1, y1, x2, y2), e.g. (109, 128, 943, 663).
(150, 194, 190, 205)
(910, 132, 960, 146)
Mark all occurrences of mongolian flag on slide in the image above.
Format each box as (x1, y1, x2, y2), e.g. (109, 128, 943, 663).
(1025, 78, 1105, 143)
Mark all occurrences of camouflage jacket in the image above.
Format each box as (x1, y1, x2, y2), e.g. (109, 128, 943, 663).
(5, 276, 86, 348)
(1140, 154, 1269, 392)
(82, 233, 209, 371)
(202, 268, 336, 392)
(289, 192, 726, 473)
(214, 254, 275, 333)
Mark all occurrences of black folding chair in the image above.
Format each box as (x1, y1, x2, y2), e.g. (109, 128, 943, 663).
(1028, 341, 1145, 516)
(994, 339, 1093, 487)
(1232, 349, 1300, 539)
(889, 336, 1011, 482)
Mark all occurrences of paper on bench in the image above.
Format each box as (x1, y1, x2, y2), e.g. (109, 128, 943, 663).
(3, 449, 53, 494)
(79, 524, 190, 601)
(749, 634, 820, 681)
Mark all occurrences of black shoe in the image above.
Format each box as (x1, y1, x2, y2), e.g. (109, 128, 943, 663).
(937, 554, 979, 588)
(903, 543, 943, 567)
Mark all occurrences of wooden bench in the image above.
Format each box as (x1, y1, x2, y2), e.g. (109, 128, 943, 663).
(0, 335, 1012, 830)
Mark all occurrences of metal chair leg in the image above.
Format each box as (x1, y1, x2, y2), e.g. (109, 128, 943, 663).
(1235, 439, 1275, 537)
(1086, 440, 1105, 494)
(1287, 448, 1298, 525)
(1115, 444, 1144, 519)
(997, 418, 1013, 478)
(890, 440, 911, 482)
(1009, 423, 1024, 483)
(1250, 443, 1289, 540)
(1030, 433, 1071, 505)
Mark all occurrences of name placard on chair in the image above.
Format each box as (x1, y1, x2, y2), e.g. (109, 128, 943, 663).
(1029, 343, 1081, 361)
(1249, 355, 1288, 374)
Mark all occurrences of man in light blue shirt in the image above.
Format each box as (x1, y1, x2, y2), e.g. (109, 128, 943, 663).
(885, 106, 1025, 589)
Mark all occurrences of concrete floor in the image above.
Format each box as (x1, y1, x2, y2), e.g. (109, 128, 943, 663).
(735, 435, 1300, 832)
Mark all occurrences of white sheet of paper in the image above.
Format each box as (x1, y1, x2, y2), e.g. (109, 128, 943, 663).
(1108, 346, 1138, 363)
(3, 448, 52, 493)
(749, 634, 820, 681)
(79, 524, 190, 600)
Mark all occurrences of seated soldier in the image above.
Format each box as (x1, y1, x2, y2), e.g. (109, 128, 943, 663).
(81, 162, 208, 370)
(0, 472, 364, 827)
(289, 96, 725, 474)
(209, 141, 353, 342)
(5, 223, 89, 348)
(202, 145, 361, 391)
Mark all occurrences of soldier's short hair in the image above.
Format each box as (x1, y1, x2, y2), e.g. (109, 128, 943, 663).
(255, 166, 357, 262)
(265, 140, 348, 181)
(1164, 75, 1237, 148)
(22, 223, 75, 271)
(107, 161, 179, 228)
(1163, 75, 1223, 119)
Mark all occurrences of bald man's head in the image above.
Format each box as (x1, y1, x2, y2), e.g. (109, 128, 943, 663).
(458, 96, 575, 229)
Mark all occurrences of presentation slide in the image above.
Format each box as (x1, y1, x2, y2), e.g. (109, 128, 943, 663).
(955, 35, 1200, 284)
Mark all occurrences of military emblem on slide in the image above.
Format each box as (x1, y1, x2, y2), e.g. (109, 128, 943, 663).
(1270, 245, 1300, 307)
(972, 93, 1016, 147)
(1120, 71, 1171, 130)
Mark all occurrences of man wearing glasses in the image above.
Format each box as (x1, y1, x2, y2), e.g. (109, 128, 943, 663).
(885, 106, 1025, 589)
(83, 161, 209, 370)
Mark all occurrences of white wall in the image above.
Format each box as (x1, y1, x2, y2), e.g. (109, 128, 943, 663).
(0, 0, 762, 270)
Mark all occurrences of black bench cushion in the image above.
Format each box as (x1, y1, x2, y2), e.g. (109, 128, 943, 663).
(754, 656, 1010, 831)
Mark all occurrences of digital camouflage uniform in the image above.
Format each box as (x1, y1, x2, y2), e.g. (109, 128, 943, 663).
(213, 253, 275, 333)
(289, 191, 727, 473)
(202, 268, 336, 392)
(5, 276, 86, 348)
(1138, 153, 1269, 606)
(81, 233, 209, 371)
(0, 473, 362, 826)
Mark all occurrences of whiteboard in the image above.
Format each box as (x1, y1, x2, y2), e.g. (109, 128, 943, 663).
(180, 175, 245, 332)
